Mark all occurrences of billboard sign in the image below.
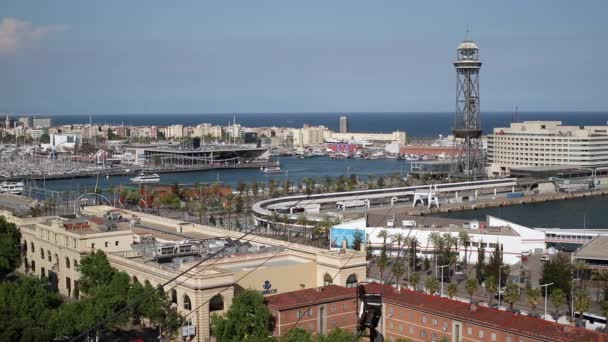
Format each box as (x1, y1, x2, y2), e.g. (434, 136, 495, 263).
(329, 228, 366, 250)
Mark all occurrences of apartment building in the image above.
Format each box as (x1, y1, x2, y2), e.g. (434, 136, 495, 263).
(293, 126, 328, 147)
(487, 121, 608, 177)
(266, 283, 607, 342)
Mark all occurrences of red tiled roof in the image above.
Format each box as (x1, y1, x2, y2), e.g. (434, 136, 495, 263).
(265, 285, 356, 311)
(363, 283, 607, 342)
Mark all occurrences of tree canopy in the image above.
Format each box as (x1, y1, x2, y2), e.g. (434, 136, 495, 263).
(212, 289, 274, 341)
(0, 215, 22, 277)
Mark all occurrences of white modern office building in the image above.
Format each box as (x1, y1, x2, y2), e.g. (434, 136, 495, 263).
(487, 121, 608, 177)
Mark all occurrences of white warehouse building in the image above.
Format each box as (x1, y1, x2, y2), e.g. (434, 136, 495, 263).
(331, 214, 559, 265)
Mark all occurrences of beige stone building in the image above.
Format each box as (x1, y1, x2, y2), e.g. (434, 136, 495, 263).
(488, 121, 608, 177)
(6, 206, 366, 342)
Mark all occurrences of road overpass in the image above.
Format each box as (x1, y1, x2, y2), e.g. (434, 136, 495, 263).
(252, 178, 518, 225)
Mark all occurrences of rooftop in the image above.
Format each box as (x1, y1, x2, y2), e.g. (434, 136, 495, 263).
(265, 285, 356, 311)
(575, 236, 608, 261)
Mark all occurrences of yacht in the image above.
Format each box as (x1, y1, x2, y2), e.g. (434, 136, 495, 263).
(0, 181, 24, 194)
(261, 165, 282, 174)
(130, 173, 160, 184)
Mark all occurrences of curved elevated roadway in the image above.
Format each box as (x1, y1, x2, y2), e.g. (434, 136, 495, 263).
(252, 178, 518, 224)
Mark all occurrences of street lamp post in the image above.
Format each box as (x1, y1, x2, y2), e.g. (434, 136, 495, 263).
(437, 264, 450, 297)
(498, 264, 508, 308)
(571, 278, 580, 321)
(540, 282, 554, 320)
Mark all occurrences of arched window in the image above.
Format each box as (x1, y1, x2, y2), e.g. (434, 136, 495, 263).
(30, 242, 34, 253)
(74, 259, 79, 270)
(324, 273, 333, 286)
(65, 257, 70, 269)
(40, 248, 45, 259)
(132, 276, 139, 284)
(209, 295, 224, 312)
(47, 250, 51, 262)
(346, 274, 358, 288)
(183, 295, 192, 310)
(171, 289, 177, 304)
(22, 240, 27, 256)
(144, 280, 151, 287)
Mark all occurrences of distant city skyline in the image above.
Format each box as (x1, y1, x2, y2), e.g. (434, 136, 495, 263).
(1, 0, 607, 114)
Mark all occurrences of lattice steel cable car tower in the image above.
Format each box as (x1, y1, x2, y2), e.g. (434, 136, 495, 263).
(450, 31, 485, 180)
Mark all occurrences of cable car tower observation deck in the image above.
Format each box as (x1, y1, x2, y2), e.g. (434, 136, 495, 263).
(450, 32, 485, 180)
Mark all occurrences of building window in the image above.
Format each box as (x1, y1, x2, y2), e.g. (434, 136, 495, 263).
(491, 333, 497, 341)
(388, 307, 394, 317)
(30, 242, 34, 253)
(432, 319, 438, 326)
(442, 322, 448, 331)
(421, 330, 427, 338)
(342, 304, 347, 312)
(41, 267, 45, 277)
(399, 325, 403, 333)
(431, 333, 438, 341)
(331, 304, 336, 313)
(31, 260, 35, 272)
(389, 321, 394, 329)
(115, 241, 119, 246)
(408, 327, 413, 335)
(105, 241, 109, 247)
(74, 259, 79, 270)
(47, 250, 51, 262)
(307, 308, 312, 316)
(422, 316, 427, 324)
(506, 337, 512, 342)
(467, 327, 472, 335)
(65, 257, 70, 269)
(91, 243, 95, 249)
(479, 330, 485, 338)
(183, 295, 191, 310)
(332, 320, 336, 328)
(346, 274, 358, 288)
(296, 310, 304, 319)
(40, 248, 44, 259)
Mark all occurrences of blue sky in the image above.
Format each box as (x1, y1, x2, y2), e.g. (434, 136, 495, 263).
(1, 0, 607, 114)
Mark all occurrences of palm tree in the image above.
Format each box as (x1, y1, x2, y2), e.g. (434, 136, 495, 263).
(377, 252, 389, 284)
(391, 262, 405, 289)
(486, 276, 498, 306)
(458, 231, 471, 267)
(550, 288, 566, 320)
(425, 277, 439, 296)
(428, 232, 443, 273)
(527, 288, 541, 316)
(447, 283, 458, 299)
(409, 237, 419, 273)
(410, 272, 420, 290)
(503, 282, 520, 311)
(574, 289, 591, 325)
(465, 278, 478, 303)
(391, 233, 406, 259)
(269, 211, 280, 237)
(378, 230, 389, 245)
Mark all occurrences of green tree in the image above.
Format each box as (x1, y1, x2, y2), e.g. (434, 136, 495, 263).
(391, 261, 405, 288)
(318, 328, 359, 342)
(458, 231, 471, 267)
(0, 277, 62, 341)
(0, 215, 22, 278)
(465, 278, 478, 303)
(540, 253, 572, 297)
(527, 288, 541, 316)
(485, 275, 498, 306)
(503, 282, 520, 311)
(574, 289, 591, 326)
(447, 283, 458, 299)
(281, 327, 313, 342)
(425, 277, 439, 295)
(476, 243, 485, 283)
(484, 243, 508, 287)
(78, 250, 117, 294)
(211, 289, 273, 341)
(377, 249, 389, 284)
(550, 288, 566, 319)
(410, 272, 420, 290)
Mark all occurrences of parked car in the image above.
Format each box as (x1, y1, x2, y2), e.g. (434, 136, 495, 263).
(522, 250, 531, 256)
(540, 254, 550, 262)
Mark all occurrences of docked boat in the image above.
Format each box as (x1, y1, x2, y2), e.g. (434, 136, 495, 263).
(261, 166, 282, 174)
(0, 181, 24, 194)
(130, 173, 160, 184)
